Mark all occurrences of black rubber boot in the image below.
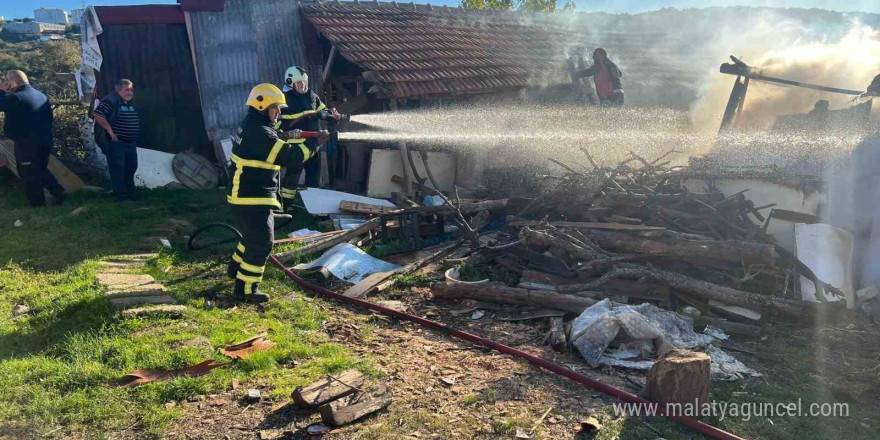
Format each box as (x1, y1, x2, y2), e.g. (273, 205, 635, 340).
(51, 193, 67, 206)
(232, 280, 270, 303)
(248, 283, 270, 303)
(227, 262, 240, 280)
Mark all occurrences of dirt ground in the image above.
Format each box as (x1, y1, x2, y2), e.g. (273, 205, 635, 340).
(114, 267, 880, 440)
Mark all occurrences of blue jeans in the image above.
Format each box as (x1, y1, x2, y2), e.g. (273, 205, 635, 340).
(105, 140, 138, 200)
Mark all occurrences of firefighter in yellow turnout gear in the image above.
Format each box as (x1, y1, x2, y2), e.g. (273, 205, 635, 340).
(226, 83, 313, 303)
(277, 66, 339, 206)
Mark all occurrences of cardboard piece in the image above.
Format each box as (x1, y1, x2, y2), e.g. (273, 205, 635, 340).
(0, 139, 85, 193)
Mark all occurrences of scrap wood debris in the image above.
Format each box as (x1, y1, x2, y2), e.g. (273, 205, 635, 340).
(272, 149, 853, 381)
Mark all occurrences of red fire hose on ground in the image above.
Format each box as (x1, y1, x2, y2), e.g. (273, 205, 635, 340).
(267, 255, 747, 440)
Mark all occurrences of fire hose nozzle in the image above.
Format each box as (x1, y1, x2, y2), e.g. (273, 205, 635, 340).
(320, 108, 351, 122)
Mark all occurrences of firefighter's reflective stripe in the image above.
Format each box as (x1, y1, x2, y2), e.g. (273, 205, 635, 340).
(231, 154, 280, 170)
(236, 273, 262, 284)
(232, 253, 243, 263)
(227, 153, 283, 207)
(266, 139, 286, 164)
(240, 261, 265, 274)
(280, 188, 297, 199)
(226, 195, 281, 207)
(298, 144, 311, 162)
(237, 243, 246, 253)
(279, 106, 323, 120)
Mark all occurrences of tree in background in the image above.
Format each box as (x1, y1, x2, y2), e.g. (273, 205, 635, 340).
(459, 0, 514, 10)
(0, 39, 85, 169)
(460, 0, 575, 13)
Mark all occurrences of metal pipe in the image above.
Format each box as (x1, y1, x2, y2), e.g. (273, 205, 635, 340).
(267, 255, 748, 440)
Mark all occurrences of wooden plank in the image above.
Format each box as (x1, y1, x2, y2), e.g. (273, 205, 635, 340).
(343, 270, 396, 298)
(769, 208, 820, 225)
(344, 240, 462, 298)
(292, 369, 367, 408)
(695, 317, 761, 337)
(275, 217, 382, 262)
(708, 299, 762, 321)
(319, 383, 392, 426)
(0, 139, 84, 193)
(510, 220, 665, 231)
(339, 200, 396, 215)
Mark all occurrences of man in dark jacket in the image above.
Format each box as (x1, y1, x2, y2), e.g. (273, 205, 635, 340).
(226, 83, 314, 303)
(277, 66, 338, 206)
(93, 79, 140, 201)
(578, 48, 624, 107)
(0, 70, 66, 206)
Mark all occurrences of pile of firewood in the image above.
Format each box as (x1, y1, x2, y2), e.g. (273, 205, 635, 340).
(435, 149, 845, 337)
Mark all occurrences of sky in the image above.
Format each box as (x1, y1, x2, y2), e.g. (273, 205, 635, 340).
(2, 0, 877, 20)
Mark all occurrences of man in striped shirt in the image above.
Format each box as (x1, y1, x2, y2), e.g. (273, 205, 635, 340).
(93, 79, 140, 201)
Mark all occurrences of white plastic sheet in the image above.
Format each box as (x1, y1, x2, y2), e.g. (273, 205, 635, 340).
(292, 243, 399, 284)
(795, 223, 854, 306)
(570, 299, 760, 380)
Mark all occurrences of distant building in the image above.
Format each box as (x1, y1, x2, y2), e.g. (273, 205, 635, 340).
(4, 21, 66, 34)
(69, 9, 85, 25)
(34, 8, 69, 25)
(39, 33, 65, 42)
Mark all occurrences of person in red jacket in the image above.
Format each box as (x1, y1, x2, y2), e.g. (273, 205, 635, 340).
(578, 48, 624, 107)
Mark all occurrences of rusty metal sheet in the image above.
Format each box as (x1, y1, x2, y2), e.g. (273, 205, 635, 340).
(113, 359, 224, 387)
(220, 332, 277, 359)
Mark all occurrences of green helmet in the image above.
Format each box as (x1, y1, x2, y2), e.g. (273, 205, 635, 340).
(283, 66, 308, 92)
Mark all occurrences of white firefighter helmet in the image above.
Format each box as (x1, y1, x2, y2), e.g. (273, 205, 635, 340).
(283, 66, 309, 92)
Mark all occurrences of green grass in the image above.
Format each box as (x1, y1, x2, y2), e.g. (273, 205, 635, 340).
(0, 174, 366, 438)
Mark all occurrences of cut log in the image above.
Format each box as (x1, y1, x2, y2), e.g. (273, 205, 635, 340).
(292, 369, 367, 408)
(518, 272, 671, 303)
(319, 383, 392, 426)
(275, 217, 382, 262)
(584, 230, 775, 266)
(557, 264, 803, 316)
(520, 228, 601, 261)
(432, 282, 597, 314)
(645, 349, 710, 406)
(547, 317, 567, 352)
(510, 220, 664, 231)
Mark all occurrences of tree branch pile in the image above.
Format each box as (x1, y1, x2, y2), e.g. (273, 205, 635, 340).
(435, 149, 845, 321)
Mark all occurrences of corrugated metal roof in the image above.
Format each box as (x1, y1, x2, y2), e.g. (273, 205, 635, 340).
(299, 1, 715, 104)
(189, 0, 308, 140)
(299, 1, 570, 99)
